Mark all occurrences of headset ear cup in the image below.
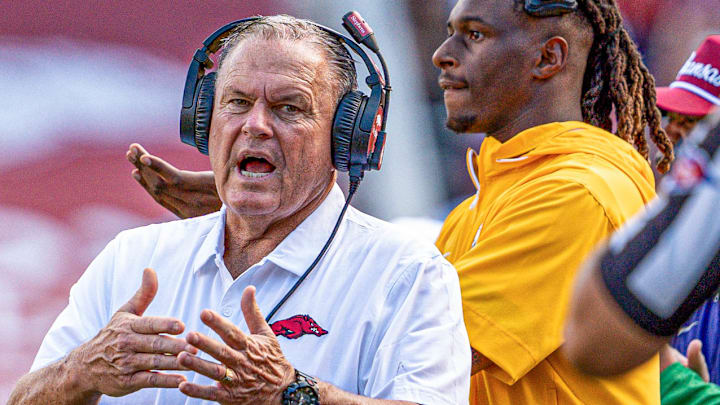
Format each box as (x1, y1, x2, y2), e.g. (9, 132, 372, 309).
(332, 91, 365, 171)
(194, 72, 216, 155)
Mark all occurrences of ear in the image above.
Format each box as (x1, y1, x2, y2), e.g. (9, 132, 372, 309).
(532, 36, 569, 80)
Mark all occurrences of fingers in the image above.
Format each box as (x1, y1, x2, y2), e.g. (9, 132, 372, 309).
(124, 333, 196, 355)
(177, 351, 227, 381)
(187, 329, 242, 364)
(127, 144, 153, 172)
(127, 143, 179, 179)
(687, 339, 710, 382)
(130, 156, 170, 195)
(129, 353, 188, 371)
(199, 310, 249, 351)
(129, 371, 187, 390)
(178, 381, 225, 402)
(131, 168, 145, 184)
(241, 286, 274, 337)
(127, 143, 155, 169)
(128, 149, 185, 218)
(130, 316, 185, 335)
(659, 344, 687, 372)
(674, 346, 688, 367)
(128, 143, 150, 160)
(118, 268, 158, 316)
(126, 143, 143, 165)
(127, 144, 172, 195)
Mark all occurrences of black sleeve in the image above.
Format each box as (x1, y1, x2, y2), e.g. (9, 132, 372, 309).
(600, 120, 720, 337)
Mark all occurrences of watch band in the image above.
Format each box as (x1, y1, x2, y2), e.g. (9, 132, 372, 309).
(282, 369, 319, 405)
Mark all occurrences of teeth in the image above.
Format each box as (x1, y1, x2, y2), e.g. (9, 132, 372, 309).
(241, 170, 271, 178)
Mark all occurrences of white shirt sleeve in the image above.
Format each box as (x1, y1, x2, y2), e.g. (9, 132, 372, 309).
(30, 238, 117, 372)
(360, 255, 471, 405)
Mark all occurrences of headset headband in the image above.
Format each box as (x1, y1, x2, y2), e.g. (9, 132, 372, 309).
(180, 13, 391, 178)
(524, 0, 578, 17)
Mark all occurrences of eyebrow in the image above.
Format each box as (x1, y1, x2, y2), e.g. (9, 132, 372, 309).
(448, 16, 493, 28)
(222, 85, 313, 107)
(221, 86, 254, 100)
(268, 91, 312, 107)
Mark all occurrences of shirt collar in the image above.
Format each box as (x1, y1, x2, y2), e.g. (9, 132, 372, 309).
(266, 183, 346, 276)
(191, 209, 227, 274)
(192, 183, 347, 277)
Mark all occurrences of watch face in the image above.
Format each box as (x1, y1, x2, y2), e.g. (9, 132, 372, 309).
(283, 371, 319, 405)
(283, 386, 319, 405)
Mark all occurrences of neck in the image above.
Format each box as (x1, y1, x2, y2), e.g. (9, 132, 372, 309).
(222, 177, 336, 279)
(489, 85, 584, 143)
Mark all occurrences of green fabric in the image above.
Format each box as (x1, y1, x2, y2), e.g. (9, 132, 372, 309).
(661, 363, 720, 405)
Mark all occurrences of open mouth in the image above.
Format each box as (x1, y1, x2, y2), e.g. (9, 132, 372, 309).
(238, 156, 276, 178)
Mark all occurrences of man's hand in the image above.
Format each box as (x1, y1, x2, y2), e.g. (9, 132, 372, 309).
(660, 339, 710, 382)
(69, 268, 197, 397)
(126, 143, 221, 219)
(177, 286, 295, 404)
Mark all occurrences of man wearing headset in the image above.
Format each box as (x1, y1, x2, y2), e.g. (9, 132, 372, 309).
(9, 15, 471, 405)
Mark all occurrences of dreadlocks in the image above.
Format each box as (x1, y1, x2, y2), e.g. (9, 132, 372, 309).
(575, 0, 674, 173)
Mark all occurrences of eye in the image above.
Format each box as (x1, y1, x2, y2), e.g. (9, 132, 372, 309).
(468, 31, 484, 42)
(230, 98, 250, 107)
(280, 104, 299, 113)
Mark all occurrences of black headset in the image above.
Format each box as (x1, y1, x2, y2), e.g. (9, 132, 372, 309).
(524, 0, 577, 17)
(180, 11, 391, 183)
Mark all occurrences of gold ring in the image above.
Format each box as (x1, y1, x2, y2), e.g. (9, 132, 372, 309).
(221, 366, 235, 383)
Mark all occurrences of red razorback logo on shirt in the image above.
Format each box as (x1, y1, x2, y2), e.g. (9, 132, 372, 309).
(270, 315, 328, 339)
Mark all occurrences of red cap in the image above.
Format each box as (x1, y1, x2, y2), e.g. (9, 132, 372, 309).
(657, 35, 720, 117)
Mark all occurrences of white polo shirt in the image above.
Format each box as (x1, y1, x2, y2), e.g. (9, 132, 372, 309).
(31, 184, 470, 405)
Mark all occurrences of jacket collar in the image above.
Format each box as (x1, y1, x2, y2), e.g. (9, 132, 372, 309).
(467, 121, 598, 186)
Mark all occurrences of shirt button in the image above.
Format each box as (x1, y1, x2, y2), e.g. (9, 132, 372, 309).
(221, 306, 233, 317)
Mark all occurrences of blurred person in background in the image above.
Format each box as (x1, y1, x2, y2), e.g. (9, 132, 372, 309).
(613, 0, 720, 87)
(563, 35, 720, 405)
(563, 110, 720, 404)
(130, 0, 677, 403)
(654, 34, 720, 401)
(644, 0, 720, 87)
(657, 35, 720, 147)
(9, 15, 470, 405)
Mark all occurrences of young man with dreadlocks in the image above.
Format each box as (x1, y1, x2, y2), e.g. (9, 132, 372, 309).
(125, 0, 672, 403)
(432, 0, 672, 403)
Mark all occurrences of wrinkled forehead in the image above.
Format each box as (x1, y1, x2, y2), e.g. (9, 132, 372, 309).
(218, 38, 329, 92)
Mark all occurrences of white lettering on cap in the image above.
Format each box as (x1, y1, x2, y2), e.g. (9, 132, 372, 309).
(678, 52, 720, 87)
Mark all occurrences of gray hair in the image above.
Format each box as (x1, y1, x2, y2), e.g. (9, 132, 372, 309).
(216, 15, 358, 105)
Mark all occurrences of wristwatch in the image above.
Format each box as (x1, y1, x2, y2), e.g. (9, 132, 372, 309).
(282, 369, 319, 405)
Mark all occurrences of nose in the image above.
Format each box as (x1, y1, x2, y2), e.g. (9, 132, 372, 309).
(242, 103, 273, 138)
(432, 37, 459, 69)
